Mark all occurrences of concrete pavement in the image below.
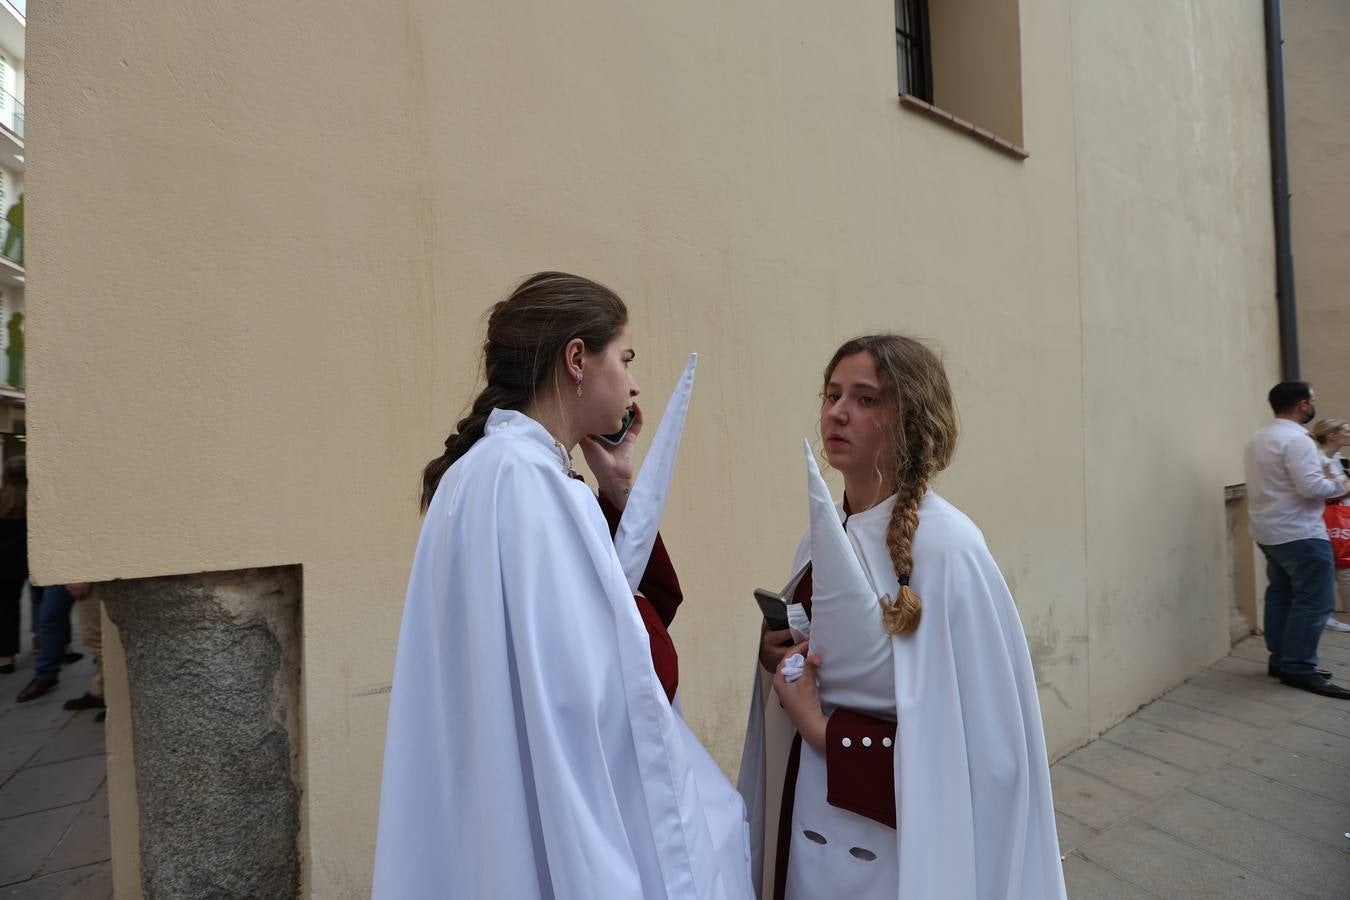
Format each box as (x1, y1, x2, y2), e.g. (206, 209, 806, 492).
(0, 599, 110, 900)
(1057, 627, 1350, 899)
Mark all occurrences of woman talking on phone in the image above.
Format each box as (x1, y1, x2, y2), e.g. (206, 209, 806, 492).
(374, 272, 752, 899)
(738, 334, 1065, 900)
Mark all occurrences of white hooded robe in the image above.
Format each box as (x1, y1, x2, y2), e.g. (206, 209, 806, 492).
(374, 376, 752, 899)
(738, 444, 1066, 900)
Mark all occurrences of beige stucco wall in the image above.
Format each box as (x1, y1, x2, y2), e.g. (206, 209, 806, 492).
(27, 1, 1277, 896)
(1071, 1, 1279, 733)
(1285, 0, 1350, 416)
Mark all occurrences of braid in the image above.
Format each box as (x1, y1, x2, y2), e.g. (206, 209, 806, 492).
(420, 382, 527, 512)
(880, 476, 926, 635)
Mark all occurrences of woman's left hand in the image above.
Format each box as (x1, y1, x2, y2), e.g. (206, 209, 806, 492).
(580, 402, 643, 509)
(772, 642, 829, 753)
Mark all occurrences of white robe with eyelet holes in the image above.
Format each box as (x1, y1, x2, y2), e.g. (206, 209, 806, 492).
(373, 402, 753, 899)
(737, 443, 1066, 900)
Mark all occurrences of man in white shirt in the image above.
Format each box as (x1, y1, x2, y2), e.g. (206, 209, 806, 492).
(1243, 382, 1350, 698)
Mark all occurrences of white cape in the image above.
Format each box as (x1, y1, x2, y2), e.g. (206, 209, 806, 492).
(374, 405, 752, 899)
(737, 445, 1066, 899)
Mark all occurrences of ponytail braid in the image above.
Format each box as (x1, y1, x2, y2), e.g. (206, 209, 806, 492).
(420, 382, 528, 512)
(880, 477, 926, 635)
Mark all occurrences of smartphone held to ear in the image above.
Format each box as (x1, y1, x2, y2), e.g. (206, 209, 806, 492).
(754, 588, 791, 632)
(595, 407, 636, 446)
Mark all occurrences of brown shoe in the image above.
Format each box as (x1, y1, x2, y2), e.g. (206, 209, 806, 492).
(16, 677, 58, 703)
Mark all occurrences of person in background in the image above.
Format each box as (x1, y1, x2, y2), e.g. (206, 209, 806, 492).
(0, 455, 26, 674)
(3, 193, 24, 264)
(62, 583, 105, 717)
(1243, 384, 1350, 697)
(16, 583, 86, 702)
(1311, 417, 1350, 631)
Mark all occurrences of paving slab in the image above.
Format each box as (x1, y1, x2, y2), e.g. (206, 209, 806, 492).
(0, 730, 57, 777)
(0, 861, 112, 899)
(1138, 790, 1350, 899)
(1187, 667, 1325, 709)
(1062, 855, 1161, 900)
(1227, 740, 1350, 807)
(1296, 704, 1350, 739)
(1185, 764, 1350, 851)
(1211, 655, 1269, 677)
(1050, 764, 1149, 831)
(1227, 640, 1267, 664)
(1099, 718, 1230, 774)
(0, 806, 80, 886)
(27, 718, 103, 768)
(1132, 699, 1268, 750)
(1266, 722, 1350, 767)
(0, 756, 105, 821)
(0, 702, 74, 740)
(1058, 739, 1193, 800)
(1161, 682, 1296, 734)
(1160, 683, 1297, 730)
(1075, 818, 1298, 900)
(1055, 811, 1097, 855)
(37, 787, 110, 876)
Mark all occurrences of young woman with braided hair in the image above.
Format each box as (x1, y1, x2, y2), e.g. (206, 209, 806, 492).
(375, 272, 754, 899)
(739, 334, 1065, 900)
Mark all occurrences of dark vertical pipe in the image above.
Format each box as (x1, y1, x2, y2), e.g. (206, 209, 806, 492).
(1265, 0, 1300, 380)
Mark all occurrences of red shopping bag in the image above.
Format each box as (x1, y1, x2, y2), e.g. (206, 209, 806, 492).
(1327, 504, 1350, 569)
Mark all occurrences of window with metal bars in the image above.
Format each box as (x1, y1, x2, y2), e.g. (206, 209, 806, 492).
(895, 0, 933, 101)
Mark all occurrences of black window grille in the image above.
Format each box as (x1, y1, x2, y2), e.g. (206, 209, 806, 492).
(896, 0, 933, 101)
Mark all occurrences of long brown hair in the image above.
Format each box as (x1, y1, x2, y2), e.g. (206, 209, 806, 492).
(420, 272, 628, 512)
(823, 335, 958, 635)
(0, 454, 26, 519)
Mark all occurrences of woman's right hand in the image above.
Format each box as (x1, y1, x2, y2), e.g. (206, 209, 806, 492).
(759, 627, 794, 674)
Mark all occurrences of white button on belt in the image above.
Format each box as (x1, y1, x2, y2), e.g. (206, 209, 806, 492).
(841, 737, 852, 748)
(861, 737, 872, 747)
(882, 737, 893, 748)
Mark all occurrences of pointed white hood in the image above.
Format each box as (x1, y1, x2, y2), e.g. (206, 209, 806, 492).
(614, 353, 697, 592)
(803, 439, 882, 621)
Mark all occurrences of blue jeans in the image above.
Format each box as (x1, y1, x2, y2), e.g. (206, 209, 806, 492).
(32, 584, 74, 679)
(1260, 539, 1336, 674)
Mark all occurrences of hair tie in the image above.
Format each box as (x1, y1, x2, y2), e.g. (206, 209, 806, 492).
(897, 575, 910, 587)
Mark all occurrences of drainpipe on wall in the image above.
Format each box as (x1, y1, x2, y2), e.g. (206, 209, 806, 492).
(1265, 0, 1299, 381)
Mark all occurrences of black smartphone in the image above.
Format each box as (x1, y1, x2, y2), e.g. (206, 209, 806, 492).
(1341, 458, 1349, 475)
(596, 407, 636, 446)
(754, 588, 791, 632)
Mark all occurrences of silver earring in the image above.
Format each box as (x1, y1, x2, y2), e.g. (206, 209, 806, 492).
(575, 374, 583, 398)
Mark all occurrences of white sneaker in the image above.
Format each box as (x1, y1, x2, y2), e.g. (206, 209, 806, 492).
(1325, 619, 1350, 632)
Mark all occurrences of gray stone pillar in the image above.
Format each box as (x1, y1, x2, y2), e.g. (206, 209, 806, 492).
(103, 566, 302, 900)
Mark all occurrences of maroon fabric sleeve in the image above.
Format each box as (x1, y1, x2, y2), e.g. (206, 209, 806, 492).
(596, 491, 682, 702)
(596, 493, 684, 626)
(824, 709, 897, 829)
(790, 563, 813, 618)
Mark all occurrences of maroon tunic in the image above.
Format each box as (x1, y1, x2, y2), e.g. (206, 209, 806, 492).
(597, 493, 683, 702)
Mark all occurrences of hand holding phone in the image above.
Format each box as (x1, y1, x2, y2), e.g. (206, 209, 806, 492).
(754, 588, 791, 632)
(596, 407, 637, 447)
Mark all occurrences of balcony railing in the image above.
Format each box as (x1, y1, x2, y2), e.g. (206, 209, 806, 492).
(0, 90, 22, 139)
(0, 217, 21, 266)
